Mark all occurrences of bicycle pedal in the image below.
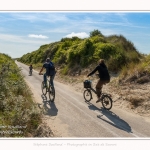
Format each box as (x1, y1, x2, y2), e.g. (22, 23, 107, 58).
(96, 100, 100, 103)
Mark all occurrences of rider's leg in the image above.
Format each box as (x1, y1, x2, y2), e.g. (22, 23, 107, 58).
(96, 79, 110, 94)
(96, 79, 104, 102)
(50, 75, 54, 87)
(96, 79, 110, 102)
(96, 79, 103, 97)
(43, 73, 47, 86)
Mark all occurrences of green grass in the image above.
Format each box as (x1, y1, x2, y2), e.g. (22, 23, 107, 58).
(0, 53, 42, 137)
(119, 54, 150, 83)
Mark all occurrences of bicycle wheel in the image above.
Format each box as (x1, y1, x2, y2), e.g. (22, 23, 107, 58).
(41, 81, 47, 95)
(83, 89, 92, 102)
(48, 86, 55, 102)
(101, 95, 112, 110)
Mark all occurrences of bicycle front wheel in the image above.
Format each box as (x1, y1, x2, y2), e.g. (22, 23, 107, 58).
(101, 95, 112, 110)
(41, 81, 47, 95)
(83, 89, 92, 102)
(49, 86, 55, 102)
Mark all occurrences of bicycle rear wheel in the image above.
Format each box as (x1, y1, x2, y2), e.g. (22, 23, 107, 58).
(101, 95, 112, 110)
(49, 86, 55, 102)
(41, 81, 47, 95)
(83, 89, 92, 102)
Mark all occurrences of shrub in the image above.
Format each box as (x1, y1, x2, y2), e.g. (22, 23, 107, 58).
(90, 29, 103, 37)
(0, 54, 42, 137)
(90, 35, 106, 44)
(93, 43, 116, 60)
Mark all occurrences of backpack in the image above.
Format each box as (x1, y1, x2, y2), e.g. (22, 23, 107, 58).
(47, 62, 55, 76)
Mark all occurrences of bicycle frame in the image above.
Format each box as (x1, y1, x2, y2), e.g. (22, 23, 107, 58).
(46, 76, 53, 87)
(46, 76, 50, 84)
(29, 69, 32, 75)
(86, 82, 111, 97)
(89, 87, 97, 94)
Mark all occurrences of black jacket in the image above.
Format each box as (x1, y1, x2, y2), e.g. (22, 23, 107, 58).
(88, 63, 110, 80)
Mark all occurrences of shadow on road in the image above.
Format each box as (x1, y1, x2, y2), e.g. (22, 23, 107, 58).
(86, 101, 132, 133)
(37, 94, 58, 117)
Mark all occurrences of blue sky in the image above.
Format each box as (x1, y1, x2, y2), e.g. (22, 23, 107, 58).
(0, 11, 150, 58)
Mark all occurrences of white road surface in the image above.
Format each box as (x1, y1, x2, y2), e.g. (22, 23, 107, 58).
(16, 60, 150, 138)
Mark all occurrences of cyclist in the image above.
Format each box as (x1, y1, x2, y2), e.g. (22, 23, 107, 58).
(39, 57, 56, 87)
(87, 59, 110, 103)
(29, 64, 33, 75)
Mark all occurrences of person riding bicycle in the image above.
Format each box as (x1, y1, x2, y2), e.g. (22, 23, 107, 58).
(29, 64, 33, 74)
(87, 59, 110, 103)
(39, 57, 56, 87)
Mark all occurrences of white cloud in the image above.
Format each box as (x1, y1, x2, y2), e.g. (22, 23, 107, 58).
(0, 33, 52, 58)
(0, 33, 51, 44)
(65, 32, 89, 39)
(28, 34, 49, 39)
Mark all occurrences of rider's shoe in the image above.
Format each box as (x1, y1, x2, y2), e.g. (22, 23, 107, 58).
(96, 97, 101, 103)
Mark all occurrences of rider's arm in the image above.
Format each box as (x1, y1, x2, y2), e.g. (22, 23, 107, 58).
(39, 67, 44, 74)
(39, 63, 46, 74)
(87, 66, 98, 77)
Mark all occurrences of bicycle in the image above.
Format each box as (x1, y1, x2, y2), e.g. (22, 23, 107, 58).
(39, 73, 55, 102)
(83, 78, 113, 110)
(29, 69, 32, 76)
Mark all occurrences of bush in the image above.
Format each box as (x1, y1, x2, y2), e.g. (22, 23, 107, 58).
(93, 43, 116, 60)
(90, 29, 103, 37)
(0, 54, 42, 137)
(90, 35, 106, 44)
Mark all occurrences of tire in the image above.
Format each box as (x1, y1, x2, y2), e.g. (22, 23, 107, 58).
(101, 95, 112, 110)
(29, 70, 32, 76)
(83, 89, 92, 102)
(41, 81, 47, 95)
(48, 86, 55, 102)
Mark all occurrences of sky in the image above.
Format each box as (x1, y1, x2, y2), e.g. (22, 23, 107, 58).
(0, 11, 150, 58)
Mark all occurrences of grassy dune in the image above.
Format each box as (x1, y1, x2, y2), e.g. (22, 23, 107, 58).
(0, 53, 43, 137)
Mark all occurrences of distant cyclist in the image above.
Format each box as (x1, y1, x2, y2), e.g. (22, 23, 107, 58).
(39, 58, 56, 87)
(29, 64, 33, 75)
(87, 59, 110, 103)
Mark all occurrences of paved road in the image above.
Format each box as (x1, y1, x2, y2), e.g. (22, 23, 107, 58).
(16, 61, 150, 138)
